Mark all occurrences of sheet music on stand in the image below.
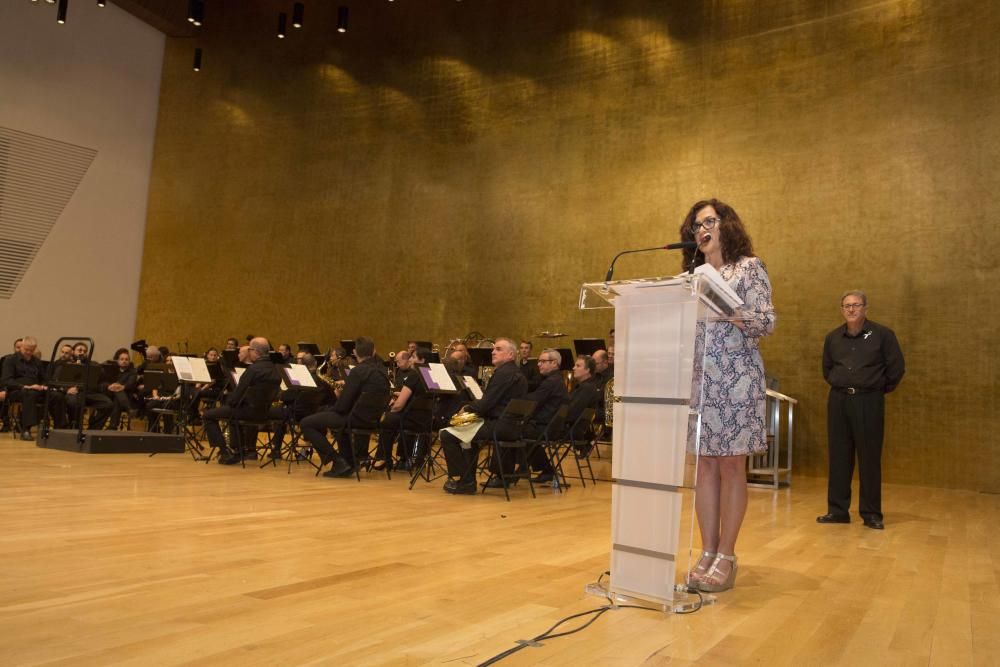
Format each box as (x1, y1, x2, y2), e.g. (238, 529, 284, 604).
(416, 363, 460, 394)
(173, 356, 212, 383)
(283, 363, 317, 388)
(462, 376, 483, 400)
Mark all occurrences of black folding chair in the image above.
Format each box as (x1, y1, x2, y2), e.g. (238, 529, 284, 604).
(346, 390, 391, 481)
(530, 404, 571, 492)
(565, 407, 598, 487)
(396, 393, 435, 469)
(481, 398, 538, 501)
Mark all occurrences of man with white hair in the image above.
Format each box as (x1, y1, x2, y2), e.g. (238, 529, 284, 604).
(438, 337, 528, 495)
(1, 336, 68, 439)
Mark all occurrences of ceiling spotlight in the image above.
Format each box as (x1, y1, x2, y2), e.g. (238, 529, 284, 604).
(193, 48, 202, 72)
(278, 12, 287, 38)
(292, 2, 304, 28)
(45, 0, 56, 5)
(337, 6, 348, 33)
(97, 0, 106, 6)
(192, 0, 204, 26)
(56, 0, 68, 23)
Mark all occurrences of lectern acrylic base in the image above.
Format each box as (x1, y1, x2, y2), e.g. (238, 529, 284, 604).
(583, 581, 716, 613)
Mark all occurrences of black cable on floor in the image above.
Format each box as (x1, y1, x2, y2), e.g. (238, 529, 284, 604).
(476, 572, 703, 666)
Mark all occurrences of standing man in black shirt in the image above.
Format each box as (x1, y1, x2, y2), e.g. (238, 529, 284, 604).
(439, 338, 528, 494)
(818, 290, 905, 530)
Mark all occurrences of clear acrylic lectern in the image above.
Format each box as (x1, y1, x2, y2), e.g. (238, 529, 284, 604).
(579, 273, 743, 612)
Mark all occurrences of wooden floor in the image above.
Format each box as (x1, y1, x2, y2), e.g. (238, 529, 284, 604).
(0, 439, 996, 666)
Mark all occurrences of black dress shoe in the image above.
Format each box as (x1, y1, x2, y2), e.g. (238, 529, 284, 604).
(816, 513, 850, 524)
(532, 473, 554, 483)
(324, 458, 353, 478)
(218, 453, 241, 465)
(863, 518, 885, 530)
(483, 477, 507, 489)
(445, 481, 477, 495)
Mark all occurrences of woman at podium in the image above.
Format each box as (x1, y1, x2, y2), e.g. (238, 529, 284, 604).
(679, 198, 775, 593)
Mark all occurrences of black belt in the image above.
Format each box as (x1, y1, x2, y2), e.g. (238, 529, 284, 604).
(833, 386, 878, 395)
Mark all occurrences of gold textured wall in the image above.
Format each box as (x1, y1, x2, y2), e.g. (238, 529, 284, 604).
(137, 0, 999, 493)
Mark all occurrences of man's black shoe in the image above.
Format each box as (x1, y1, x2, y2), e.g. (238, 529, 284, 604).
(324, 457, 353, 478)
(483, 477, 507, 489)
(218, 453, 241, 465)
(445, 481, 477, 495)
(863, 518, 885, 530)
(816, 513, 850, 524)
(443, 479, 458, 491)
(20, 430, 33, 441)
(532, 473, 554, 483)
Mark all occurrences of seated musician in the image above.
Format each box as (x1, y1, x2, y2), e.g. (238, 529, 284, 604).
(591, 348, 612, 428)
(203, 337, 282, 465)
(1, 336, 68, 439)
(375, 346, 431, 471)
(63, 343, 114, 430)
(406, 340, 418, 355)
(392, 350, 414, 391)
(134, 345, 163, 405)
(517, 348, 568, 484)
(433, 351, 473, 429)
(0, 339, 17, 433)
(517, 340, 542, 391)
(566, 355, 602, 444)
(277, 343, 294, 363)
(265, 352, 330, 459)
(300, 337, 391, 478)
(447, 341, 478, 378)
(57, 344, 74, 362)
(101, 348, 137, 430)
(193, 347, 226, 410)
(224, 337, 239, 352)
(438, 337, 527, 495)
(144, 355, 184, 433)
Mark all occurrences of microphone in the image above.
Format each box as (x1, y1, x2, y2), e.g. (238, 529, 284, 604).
(605, 242, 697, 282)
(689, 234, 710, 273)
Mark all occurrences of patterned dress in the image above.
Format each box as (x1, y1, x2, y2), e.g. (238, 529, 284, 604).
(693, 256, 775, 457)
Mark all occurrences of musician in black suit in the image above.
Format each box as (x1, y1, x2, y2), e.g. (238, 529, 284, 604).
(514, 348, 569, 483)
(1, 336, 68, 439)
(592, 348, 612, 427)
(566, 355, 602, 442)
(203, 337, 282, 465)
(439, 338, 528, 495)
(300, 337, 391, 478)
(101, 348, 138, 430)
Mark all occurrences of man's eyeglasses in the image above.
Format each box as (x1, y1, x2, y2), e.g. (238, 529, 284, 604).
(841, 303, 865, 311)
(692, 216, 721, 232)
(538, 357, 557, 364)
